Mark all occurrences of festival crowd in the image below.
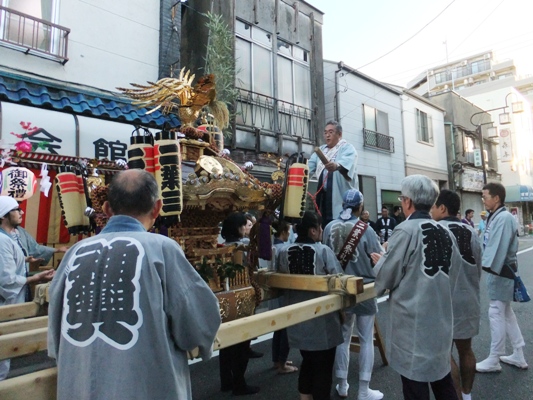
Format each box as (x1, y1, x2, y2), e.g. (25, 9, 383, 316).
(0, 121, 528, 400)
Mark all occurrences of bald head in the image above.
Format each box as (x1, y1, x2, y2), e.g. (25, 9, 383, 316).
(107, 169, 160, 217)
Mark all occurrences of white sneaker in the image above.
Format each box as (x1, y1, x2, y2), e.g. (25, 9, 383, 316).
(335, 383, 349, 398)
(476, 357, 502, 372)
(358, 388, 384, 400)
(500, 353, 528, 369)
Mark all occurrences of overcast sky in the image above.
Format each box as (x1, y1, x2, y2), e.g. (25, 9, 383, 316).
(310, 0, 533, 86)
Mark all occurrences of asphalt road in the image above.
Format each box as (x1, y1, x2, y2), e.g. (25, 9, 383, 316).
(9, 237, 533, 399)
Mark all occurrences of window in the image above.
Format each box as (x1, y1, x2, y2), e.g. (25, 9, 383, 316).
(435, 71, 449, 84)
(235, 19, 313, 140)
(363, 105, 393, 152)
(0, 0, 68, 62)
(363, 105, 389, 135)
(416, 109, 433, 144)
(235, 22, 273, 97)
(276, 39, 311, 108)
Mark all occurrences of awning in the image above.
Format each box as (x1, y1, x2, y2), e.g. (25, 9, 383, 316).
(0, 72, 180, 128)
(505, 185, 533, 202)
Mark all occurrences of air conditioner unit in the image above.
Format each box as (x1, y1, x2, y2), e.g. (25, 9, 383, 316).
(490, 71, 496, 77)
(462, 60, 468, 66)
(463, 79, 469, 85)
(483, 149, 489, 162)
(468, 77, 474, 83)
(466, 152, 475, 164)
(484, 53, 491, 59)
(444, 84, 449, 90)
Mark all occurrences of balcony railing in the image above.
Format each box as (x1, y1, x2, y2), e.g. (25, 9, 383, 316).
(363, 128, 394, 153)
(0, 5, 70, 64)
(235, 88, 313, 141)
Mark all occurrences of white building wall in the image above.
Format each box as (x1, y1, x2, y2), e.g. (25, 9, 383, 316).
(0, 0, 160, 91)
(323, 60, 405, 213)
(402, 95, 448, 180)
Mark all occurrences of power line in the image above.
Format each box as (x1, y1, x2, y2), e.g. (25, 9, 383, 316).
(448, 0, 506, 57)
(355, 0, 457, 71)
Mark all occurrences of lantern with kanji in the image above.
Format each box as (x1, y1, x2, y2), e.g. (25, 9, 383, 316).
(127, 128, 155, 174)
(154, 130, 183, 220)
(1, 167, 37, 200)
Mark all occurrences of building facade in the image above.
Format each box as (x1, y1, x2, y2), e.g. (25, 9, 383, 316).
(400, 89, 448, 189)
(429, 91, 501, 221)
(181, 0, 325, 180)
(0, 0, 180, 161)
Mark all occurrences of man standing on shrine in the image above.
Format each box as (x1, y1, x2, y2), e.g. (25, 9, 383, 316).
(308, 121, 358, 227)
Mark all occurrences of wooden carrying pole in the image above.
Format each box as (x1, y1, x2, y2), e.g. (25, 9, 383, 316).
(0, 302, 40, 323)
(0, 277, 377, 399)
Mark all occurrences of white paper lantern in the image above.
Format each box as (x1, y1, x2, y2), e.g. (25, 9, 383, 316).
(1, 167, 37, 200)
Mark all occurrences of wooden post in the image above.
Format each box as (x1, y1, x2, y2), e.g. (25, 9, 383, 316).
(0, 316, 48, 336)
(0, 368, 57, 400)
(0, 327, 48, 361)
(0, 303, 40, 323)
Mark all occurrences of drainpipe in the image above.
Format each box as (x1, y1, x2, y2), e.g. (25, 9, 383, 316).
(444, 122, 457, 190)
(334, 61, 344, 122)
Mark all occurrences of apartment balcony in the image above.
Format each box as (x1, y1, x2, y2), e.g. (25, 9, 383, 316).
(0, 5, 70, 64)
(363, 128, 394, 153)
(235, 88, 313, 141)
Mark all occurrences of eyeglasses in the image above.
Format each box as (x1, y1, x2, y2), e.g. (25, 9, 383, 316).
(398, 195, 408, 202)
(481, 195, 492, 200)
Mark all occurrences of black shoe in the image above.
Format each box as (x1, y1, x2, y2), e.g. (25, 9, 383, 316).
(221, 385, 232, 392)
(233, 385, 260, 396)
(248, 350, 263, 359)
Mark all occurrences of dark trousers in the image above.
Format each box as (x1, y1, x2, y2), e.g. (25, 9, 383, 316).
(401, 372, 459, 400)
(219, 340, 251, 391)
(298, 347, 336, 400)
(272, 328, 290, 363)
(316, 173, 334, 228)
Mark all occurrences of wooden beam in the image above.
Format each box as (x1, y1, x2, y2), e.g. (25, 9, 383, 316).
(254, 271, 364, 295)
(0, 327, 48, 361)
(0, 316, 48, 336)
(0, 284, 376, 399)
(0, 303, 40, 323)
(0, 367, 57, 400)
(214, 283, 376, 350)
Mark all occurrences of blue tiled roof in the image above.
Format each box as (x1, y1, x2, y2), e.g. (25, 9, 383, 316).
(0, 73, 180, 128)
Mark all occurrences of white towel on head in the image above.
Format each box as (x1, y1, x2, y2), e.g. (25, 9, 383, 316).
(0, 196, 18, 218)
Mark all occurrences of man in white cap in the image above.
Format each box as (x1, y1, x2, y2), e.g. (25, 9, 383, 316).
(0, 195, 55, 380)
(323, 189, 384, 400)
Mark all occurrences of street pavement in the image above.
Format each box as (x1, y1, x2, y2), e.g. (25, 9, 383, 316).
(9, 237, 533, 399)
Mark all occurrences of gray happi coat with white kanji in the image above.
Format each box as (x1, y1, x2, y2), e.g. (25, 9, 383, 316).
(276, 240, 344, 351)
(323, 215, 383, 315)
(439, 218, 482, 339)
(48, 215, 221, 400)
(375, 211, 460, 382)
(482, 206, 519, 302)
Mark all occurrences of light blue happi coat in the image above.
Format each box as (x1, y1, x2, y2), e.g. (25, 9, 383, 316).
(308, 141, 358, 219)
